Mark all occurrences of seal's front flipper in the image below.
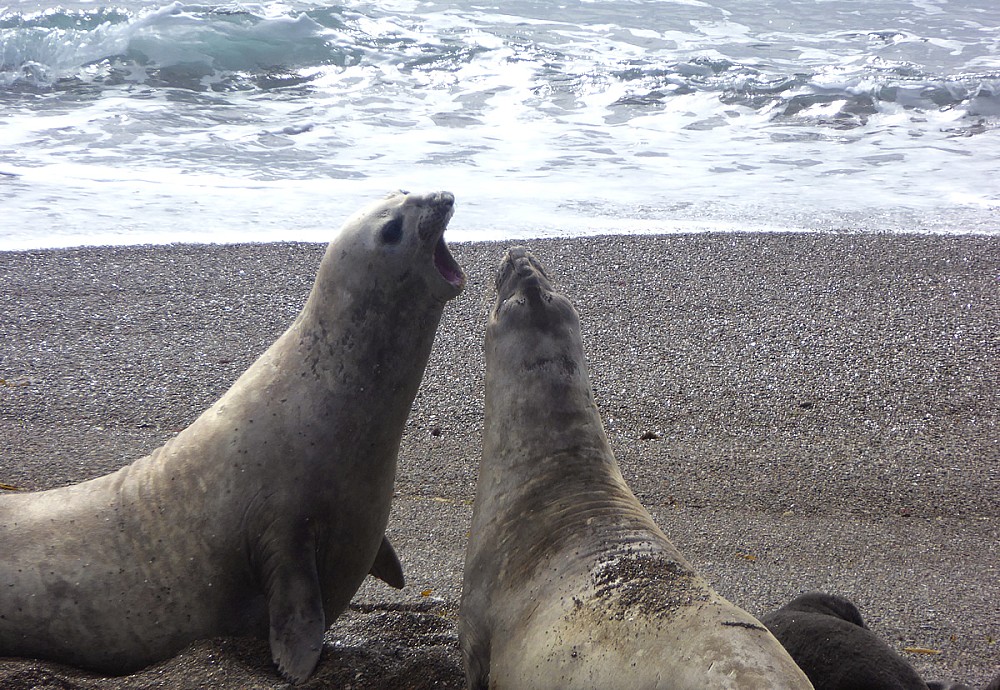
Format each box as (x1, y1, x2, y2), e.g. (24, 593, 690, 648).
(266, 555, 326, 684)
(462, 638, 491, 690)
(460, 611, 491, 690)
(369, 535, 405, 589)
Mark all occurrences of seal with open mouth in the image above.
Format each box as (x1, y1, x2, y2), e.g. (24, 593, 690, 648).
(0, 191, 465, 684)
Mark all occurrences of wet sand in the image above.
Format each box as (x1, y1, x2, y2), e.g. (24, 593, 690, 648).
(1, 233, 997, 688)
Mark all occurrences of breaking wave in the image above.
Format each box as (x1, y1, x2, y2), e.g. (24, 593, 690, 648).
(2, 2, 997, 126)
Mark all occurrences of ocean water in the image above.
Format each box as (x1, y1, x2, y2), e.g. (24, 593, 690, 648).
(1, 0, 998, 249)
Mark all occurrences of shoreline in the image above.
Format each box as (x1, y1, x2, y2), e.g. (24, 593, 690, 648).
(4, 212, 1000, 253)
(1, 233, 997, 688)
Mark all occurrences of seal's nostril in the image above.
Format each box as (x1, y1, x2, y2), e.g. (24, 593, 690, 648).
(514, 255, 536, 280)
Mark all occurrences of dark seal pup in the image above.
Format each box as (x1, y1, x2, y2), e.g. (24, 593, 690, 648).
(459, 247, 813, 689)
(762, 592, 932, 690)
(0, 191, 465, 684)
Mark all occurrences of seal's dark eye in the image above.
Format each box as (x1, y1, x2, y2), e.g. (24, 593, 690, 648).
(380, 217, 404, 244)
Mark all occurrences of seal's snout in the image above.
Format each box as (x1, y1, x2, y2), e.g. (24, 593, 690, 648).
(426, 191, 455, 215)
(496, 246, 553, 299)
(406, 190, 455, 211)
(415, 191, 456, 241)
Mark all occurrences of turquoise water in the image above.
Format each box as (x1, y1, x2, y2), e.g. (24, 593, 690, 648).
(1, 0, 998, 248)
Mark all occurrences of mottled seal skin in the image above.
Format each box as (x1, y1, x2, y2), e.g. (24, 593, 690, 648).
(761, 592, 930, 690)
(459, 247, 813, 690)
(0, 191, 465, 684)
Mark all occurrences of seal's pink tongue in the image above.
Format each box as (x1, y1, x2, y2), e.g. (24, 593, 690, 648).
(435, 237, 465, 288)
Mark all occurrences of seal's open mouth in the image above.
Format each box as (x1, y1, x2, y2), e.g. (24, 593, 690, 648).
(435, 235, 465, 289)
(411, 190, 464, 292)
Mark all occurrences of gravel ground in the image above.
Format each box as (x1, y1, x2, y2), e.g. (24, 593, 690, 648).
(0, 233, 997, 689)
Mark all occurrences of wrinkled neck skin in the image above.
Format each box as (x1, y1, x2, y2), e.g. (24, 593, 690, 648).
(475, 290, 674, 594)
(480, 249, 612, 480)
(482, 310, 612, 484)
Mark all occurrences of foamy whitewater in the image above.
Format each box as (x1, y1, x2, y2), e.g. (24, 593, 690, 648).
(1, 0, 999, 248)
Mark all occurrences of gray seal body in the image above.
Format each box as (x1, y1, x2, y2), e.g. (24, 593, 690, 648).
(459, 247, 813, 690)
(0, 191, 465, 684)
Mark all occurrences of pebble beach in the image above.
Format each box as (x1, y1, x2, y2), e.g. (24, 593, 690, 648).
(1, 233, 997, 688)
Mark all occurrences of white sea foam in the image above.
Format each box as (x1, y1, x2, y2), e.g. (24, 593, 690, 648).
(0, 0, 998, 249)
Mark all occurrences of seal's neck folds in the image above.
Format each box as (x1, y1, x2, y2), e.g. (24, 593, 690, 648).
(484, 246, 611, 468)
